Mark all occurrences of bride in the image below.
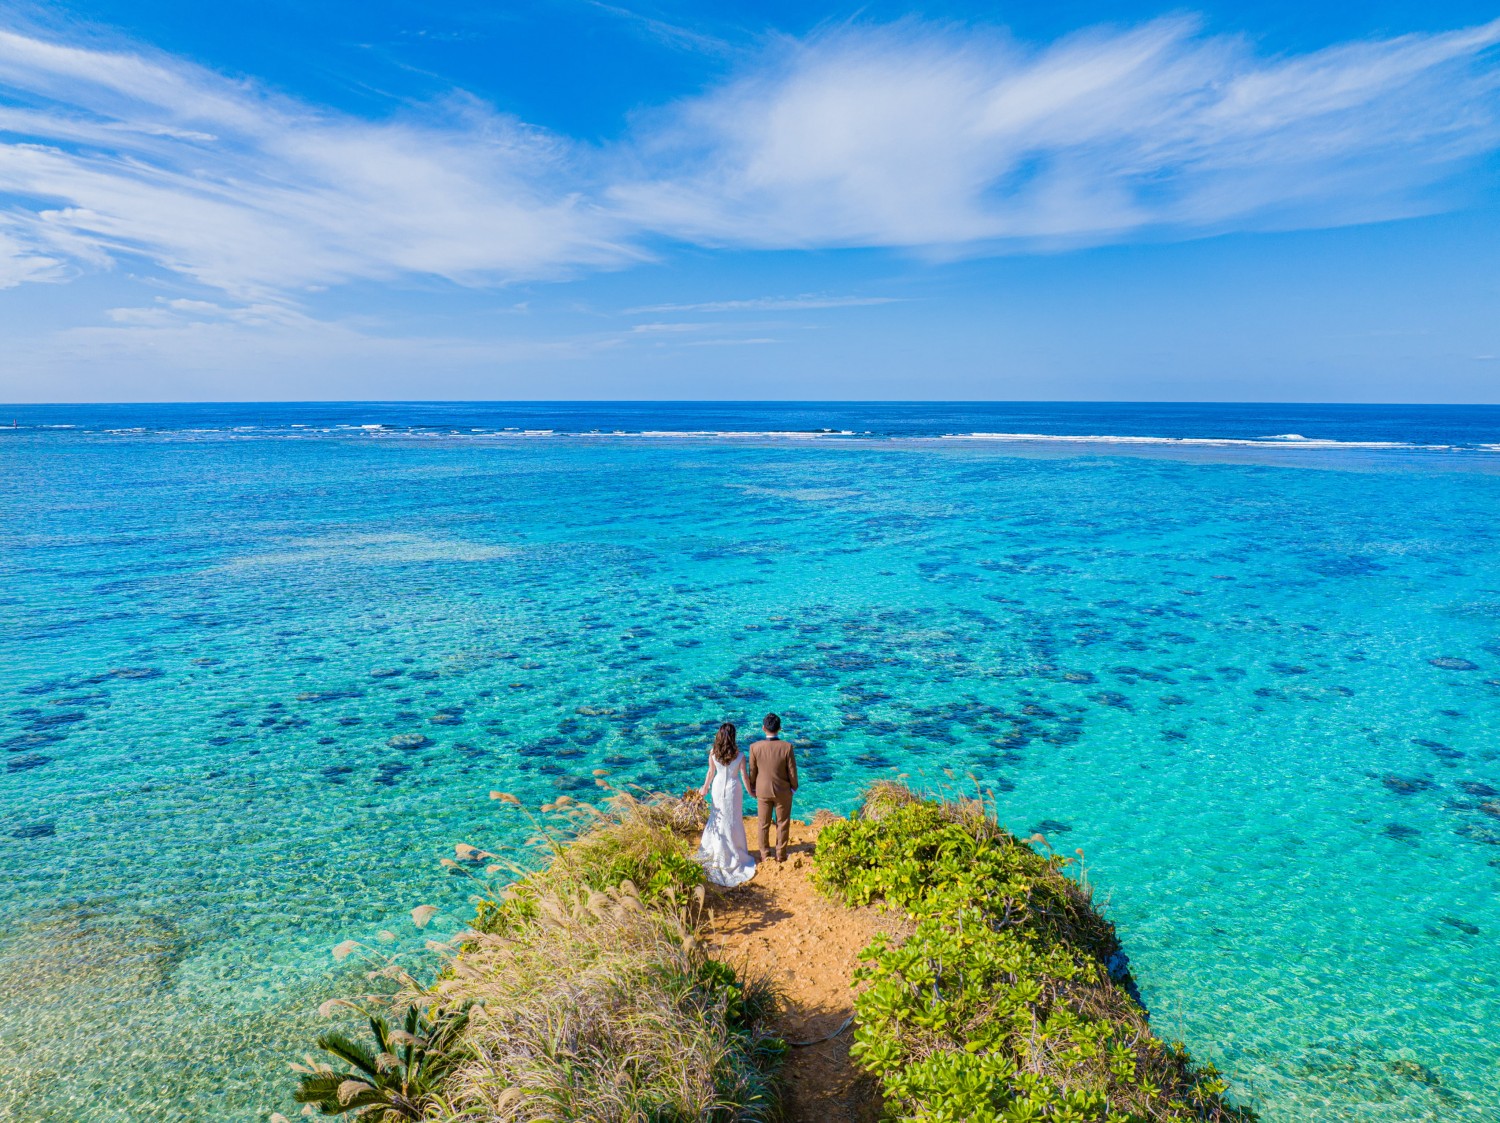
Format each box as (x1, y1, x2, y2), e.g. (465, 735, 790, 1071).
(694, 722, 757, 887)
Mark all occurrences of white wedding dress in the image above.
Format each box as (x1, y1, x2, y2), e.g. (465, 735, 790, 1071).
(695, 752, 757, 887)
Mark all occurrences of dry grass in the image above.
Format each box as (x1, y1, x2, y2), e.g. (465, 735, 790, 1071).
(409, 788, 783, 1122)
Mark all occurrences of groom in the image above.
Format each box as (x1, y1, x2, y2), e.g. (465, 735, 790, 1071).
(747, 712, 798, 863)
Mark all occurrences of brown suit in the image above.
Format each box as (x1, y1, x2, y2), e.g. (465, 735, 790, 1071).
(747, 737, 798, 859)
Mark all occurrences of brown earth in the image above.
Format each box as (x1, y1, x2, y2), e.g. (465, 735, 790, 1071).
(703, 819, 910, 1123)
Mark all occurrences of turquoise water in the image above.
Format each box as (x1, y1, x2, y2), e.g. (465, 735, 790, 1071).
(3, 419, 1500, 1120)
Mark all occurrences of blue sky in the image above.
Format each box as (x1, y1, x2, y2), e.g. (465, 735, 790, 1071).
(0, 0, 1498, 402)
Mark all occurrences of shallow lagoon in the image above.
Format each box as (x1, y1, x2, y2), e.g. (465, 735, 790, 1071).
(3, 424, 1499, 1120)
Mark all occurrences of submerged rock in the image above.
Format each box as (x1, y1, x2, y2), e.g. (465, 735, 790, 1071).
(3, 731, 64, 752)
(296, 689, 364, 703)
(11, 821, 55, 840)
(110, 667, 162, 680)
(1429, 657, 1479, 671)
(387, 733, 430, 750)
(1455, 823, 1500, 844)
(18, 681, 67, 696)
(374, 761, 411, 786)
(1441, 916, 1480, 935)
(1381, 823, 1421, 841)
(1381, 775, 1436, 795)
(7, 754, 52, 772)
(1459, 781, 1499, 798)
(370, 668, 404, 679)
(26, 711, 86, 730)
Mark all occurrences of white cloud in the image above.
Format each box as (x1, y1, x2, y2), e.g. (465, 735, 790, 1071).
(627, 293, 901, 313)
(0, 15, 1497, 304)
(614, 17, 1500, 249)
(0, 28, 638, 299)
(0, 224, 64, 286)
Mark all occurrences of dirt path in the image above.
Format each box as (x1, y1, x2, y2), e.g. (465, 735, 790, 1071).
(704, 820, 907, 1123)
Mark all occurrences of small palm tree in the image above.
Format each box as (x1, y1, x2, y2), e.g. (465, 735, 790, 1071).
(293, 1003, 473, 1119)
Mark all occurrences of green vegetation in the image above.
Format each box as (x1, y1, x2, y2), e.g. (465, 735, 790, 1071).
(472, 788, 709, 935)
(813, 781, 1255, 1123)
(286, 779, 1252, 1123)
(285, 788, 783, 1123)
(292, 1004, 475, 1119)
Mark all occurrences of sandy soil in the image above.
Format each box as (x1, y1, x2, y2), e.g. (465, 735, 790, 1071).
(703, 819, 910, 1123)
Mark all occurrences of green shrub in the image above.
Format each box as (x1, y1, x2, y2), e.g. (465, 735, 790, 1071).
(815, 787, 1254, 1123)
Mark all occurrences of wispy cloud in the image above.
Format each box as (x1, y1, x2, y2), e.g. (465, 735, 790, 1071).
(0, 26, 637, 299)
(615, 17, 1500, 249)
(0, 15, 1498, 304)
(626, 293, 901, 313)
(584, 1, 735, 57)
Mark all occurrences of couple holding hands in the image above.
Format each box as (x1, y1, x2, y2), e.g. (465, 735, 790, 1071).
(693, 713, 798, 887)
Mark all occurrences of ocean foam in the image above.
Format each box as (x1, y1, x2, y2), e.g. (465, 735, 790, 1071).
(936, 432, 1457, 450)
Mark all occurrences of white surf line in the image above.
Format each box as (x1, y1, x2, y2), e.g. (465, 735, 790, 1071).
(935, 432, 1463, 450)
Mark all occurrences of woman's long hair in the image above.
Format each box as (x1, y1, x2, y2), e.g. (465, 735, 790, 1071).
(712, 722, 738, 765)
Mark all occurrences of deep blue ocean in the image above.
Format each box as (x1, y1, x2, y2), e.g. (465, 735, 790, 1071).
(3, 402, 1499, 1121)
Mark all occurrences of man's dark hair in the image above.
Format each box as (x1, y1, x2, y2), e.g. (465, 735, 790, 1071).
(763, 712, 781, 735)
